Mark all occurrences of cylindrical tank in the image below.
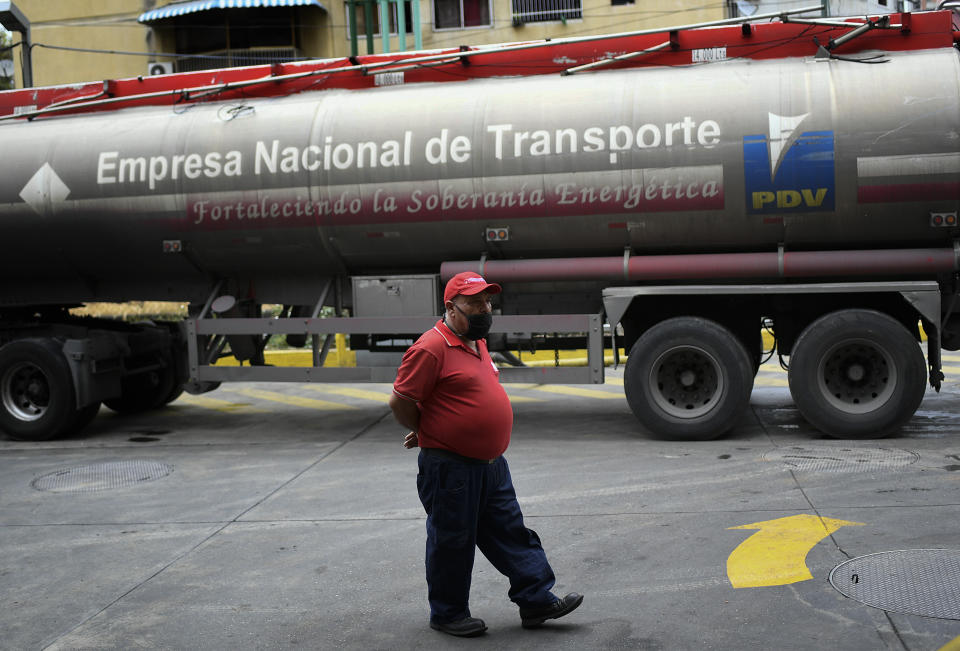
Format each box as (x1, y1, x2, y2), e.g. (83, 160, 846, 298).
(0, 48, 957, 305)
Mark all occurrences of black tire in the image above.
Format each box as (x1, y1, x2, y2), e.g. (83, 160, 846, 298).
(104, 365, 176, 414)
(788, 309, 926, 439)
(752, 330, 764, 376)
(66, 402, 101, 435)
(0, 339, 80, 441)
(733, 324, 764, 377)
(623, 317, 753, 441)
(184, 380, 220, 395)
(163, 384, 185, 405)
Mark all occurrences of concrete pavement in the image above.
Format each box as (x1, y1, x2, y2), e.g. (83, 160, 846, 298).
(1, 362, 959, 649)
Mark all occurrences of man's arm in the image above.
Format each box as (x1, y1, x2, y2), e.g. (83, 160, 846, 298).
(389, 392, 421, 448)
(392, 340, 439, 449)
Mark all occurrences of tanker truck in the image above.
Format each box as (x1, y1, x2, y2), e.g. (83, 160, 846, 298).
(1, 7, 959, 442)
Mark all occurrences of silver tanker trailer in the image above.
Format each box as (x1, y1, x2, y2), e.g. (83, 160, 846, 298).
(0, 9, 958, 442)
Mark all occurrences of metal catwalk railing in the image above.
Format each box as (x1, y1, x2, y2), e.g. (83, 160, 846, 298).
(175, 47, 301, 73)
(512, 0, 582, 24)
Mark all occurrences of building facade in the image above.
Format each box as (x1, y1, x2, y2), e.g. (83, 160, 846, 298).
(1, 0, 927, 88)
(728, 0, 921, 18)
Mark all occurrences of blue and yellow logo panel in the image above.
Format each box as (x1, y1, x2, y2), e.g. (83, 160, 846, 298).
(744, 113, 835, 214)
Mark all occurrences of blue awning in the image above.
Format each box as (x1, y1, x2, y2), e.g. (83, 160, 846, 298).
(139, 0, 326, 23)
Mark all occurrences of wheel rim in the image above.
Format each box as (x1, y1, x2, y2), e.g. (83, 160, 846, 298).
(1, 361, 51, 422)
(816, 339, 897, 415)
(648, 345, 724, 418)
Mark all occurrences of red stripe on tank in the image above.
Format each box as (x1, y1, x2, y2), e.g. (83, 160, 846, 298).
(858, 182, 960, 203)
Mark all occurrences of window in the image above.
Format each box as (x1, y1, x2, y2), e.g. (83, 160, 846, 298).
(169, 7, 304, 72)
(610, 0, 634, 5)
(726, 0, 758, 17)
(511, 0, 581, 25)
(434, 0, 492, 29)
(173, 8, 297, 54)
(347, 1, 414, 36)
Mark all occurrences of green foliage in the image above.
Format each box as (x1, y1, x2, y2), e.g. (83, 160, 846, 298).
(0, 29, 13, 90)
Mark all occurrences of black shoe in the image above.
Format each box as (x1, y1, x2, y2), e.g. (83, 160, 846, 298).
(430, 617, 488, 637)
(519, 593, 584, 629)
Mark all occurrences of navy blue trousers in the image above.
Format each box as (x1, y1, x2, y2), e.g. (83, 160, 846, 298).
(416, 449, 557, 624)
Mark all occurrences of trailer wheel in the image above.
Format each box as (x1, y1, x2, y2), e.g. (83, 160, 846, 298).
(69, 402, 101, 435)
(164, 385, 185, 405)
(788, 310, 926, 439)
(104, 366, 176, 414)
(0, 339, 80, 441)
(624, 317, 753, 441)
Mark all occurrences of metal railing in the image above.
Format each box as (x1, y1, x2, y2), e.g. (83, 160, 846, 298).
(175, 47, 302, 73)
(511, 0, 581, 25)
(187, 314, 605, 385)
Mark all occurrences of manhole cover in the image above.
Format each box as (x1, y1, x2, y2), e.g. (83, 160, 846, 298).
(31, 460, 174, 493)
(762, 445, 918, 472)
(829, 549, 960, 620)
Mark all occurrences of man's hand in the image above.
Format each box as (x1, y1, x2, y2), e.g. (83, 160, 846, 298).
(403, 431, 419, 449)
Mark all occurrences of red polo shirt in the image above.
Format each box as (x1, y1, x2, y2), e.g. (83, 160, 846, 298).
(393, 320, 513, 460)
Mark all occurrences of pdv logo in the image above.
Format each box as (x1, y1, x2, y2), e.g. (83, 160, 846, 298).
(744, 113, 834, 214)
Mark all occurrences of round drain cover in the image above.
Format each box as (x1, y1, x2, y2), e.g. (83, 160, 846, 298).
(829, 549, 960, 620)
(31, 460, 174, 493)
(762, 445, 918, 472)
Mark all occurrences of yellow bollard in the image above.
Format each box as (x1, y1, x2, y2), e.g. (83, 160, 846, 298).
(334, 333, 356, 367)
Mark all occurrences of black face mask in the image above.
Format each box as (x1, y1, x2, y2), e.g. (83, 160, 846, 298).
(451, 303, 493, 341)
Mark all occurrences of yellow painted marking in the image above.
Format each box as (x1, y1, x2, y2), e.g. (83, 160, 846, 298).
(501, 385, 545, 402)
(727, 515, 864, 588)
(228, 387, 355, 410)
(506, 395, 544, 403)
(174, 394, 268, 414)
(531, 385, 624, 399)
(605, 377, 624, 386)
(213, 348, 356, 367)
(755, 377, 789, 387)
(941, 353, 960, 363)
(941, 365, 960, 374)
(305, 385, 391, 403)
(938, 635, 960, 651)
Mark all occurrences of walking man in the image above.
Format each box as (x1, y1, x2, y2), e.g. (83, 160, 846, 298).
(389, 271, 583, 637)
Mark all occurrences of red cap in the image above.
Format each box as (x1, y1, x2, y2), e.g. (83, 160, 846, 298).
(443, 272, 502, 303)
